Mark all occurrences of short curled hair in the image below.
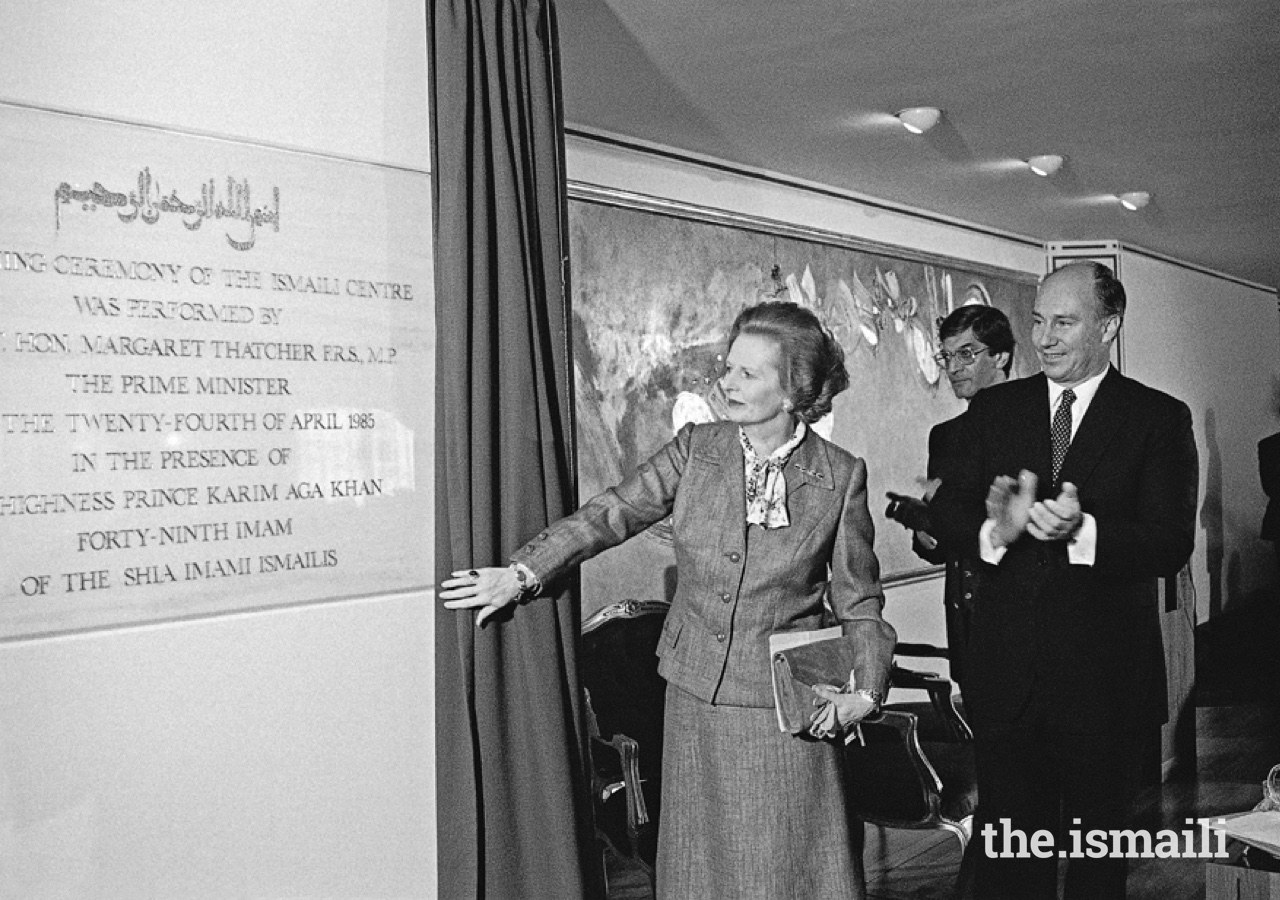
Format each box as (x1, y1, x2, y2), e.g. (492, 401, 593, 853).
(727, 301, 849, 423)
(937, 304, 1016, 375)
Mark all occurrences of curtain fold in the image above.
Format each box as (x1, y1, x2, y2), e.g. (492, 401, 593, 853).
(429, 1, 597, 898)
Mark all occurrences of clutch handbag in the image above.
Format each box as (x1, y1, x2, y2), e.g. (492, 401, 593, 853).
(769, 625, 858, 734)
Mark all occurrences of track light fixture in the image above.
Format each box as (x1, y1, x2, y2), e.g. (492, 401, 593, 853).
(896, 107, 942, 134)
(1027, 154, 1064, 177)
(1119, 191, 1151, 211)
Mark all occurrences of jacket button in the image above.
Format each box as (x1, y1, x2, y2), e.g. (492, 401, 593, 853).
(537, 532, 548, 540)
(964, 592, 973, 600)
(715, 632, 726, 642)
(726, 551, 741, 562)
(721, 592, 732, 603)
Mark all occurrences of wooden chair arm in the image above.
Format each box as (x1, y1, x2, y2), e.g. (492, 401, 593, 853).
(894, 641, 949, 660)
(591, 733, 649, 827)
(889, 664, 973, 743)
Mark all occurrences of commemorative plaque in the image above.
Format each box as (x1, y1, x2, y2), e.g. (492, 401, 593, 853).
(0, 103, 434, 638)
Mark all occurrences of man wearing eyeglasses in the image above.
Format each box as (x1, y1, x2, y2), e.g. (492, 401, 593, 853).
(934, 307, 1016, 405)
(930, 262, 1198, 900)
(886, 304, 1014, 686)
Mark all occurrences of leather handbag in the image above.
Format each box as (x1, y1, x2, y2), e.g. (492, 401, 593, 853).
(769, 626, 858, 734)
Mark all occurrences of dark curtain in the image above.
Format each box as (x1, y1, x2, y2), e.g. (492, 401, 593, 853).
(429, 1, 599, 899)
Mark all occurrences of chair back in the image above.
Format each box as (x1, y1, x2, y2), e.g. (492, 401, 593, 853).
(582, 600, 669, 770)
(844, 664, 978, 857)
(582, 599, 670, 876)
(845, 710, 944, 828)
(582, 601, 668, 761)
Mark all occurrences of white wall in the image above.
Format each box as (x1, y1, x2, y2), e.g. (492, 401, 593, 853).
(567, 136, 1041, 277)
(1121, 252, 1280, 620)
(0, 3, 436, 899)
(1, 597, 434, 899)
(0, 0, 430, 171)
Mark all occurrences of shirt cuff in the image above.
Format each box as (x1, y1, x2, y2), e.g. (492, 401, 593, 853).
(1066, 513, 1097, 565)
(979, 518, 1008, 565)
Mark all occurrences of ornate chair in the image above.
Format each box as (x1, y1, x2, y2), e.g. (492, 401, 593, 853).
(581, 599, 670, 891)
(843, 661, 977, 852)
(891, 644, 973, 742)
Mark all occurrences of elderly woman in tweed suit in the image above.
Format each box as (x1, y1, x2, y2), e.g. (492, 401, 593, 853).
(441, 300, 896, 900)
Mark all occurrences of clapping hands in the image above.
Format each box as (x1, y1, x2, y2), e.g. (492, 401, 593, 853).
(987, 469, 1083, 546)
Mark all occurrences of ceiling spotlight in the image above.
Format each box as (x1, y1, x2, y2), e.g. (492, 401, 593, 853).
(1119, 191, 1151, 211)
(1027, 154, 1064, 177)
(896, 107, 942, 134)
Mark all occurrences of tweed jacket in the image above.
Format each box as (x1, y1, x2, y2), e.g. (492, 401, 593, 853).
(512, 420, 896, 708)
(930, 368, 1198, 734)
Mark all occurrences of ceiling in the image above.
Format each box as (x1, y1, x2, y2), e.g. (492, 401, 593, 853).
(556, 0, 1280, 290)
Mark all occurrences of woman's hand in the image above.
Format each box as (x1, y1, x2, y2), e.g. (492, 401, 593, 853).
(439, 566, 522, 627)
(808, 677, 877, 740)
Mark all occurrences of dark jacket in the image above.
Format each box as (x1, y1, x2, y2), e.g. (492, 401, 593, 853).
(1260, 432, 1280, 541)
(913, 413, 984, 686)
(931, 368, 1198, 734)
(512, 420, 896, 707)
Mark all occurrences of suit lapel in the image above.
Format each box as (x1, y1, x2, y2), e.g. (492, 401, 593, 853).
(712, 423, 749, 529)
(788, 430, 836, 493)
(1018, 374, 1056, 495)
(782, 429, 836, 535)
(1058, 367, 1128, 490)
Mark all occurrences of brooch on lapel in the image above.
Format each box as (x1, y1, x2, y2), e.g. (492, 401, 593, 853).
(792, 462, 827, 481)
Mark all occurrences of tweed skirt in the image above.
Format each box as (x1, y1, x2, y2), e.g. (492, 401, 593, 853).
(656, 684, 866, 900)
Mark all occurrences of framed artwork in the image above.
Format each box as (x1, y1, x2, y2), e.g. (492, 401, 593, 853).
(568, 185, 1040, 615)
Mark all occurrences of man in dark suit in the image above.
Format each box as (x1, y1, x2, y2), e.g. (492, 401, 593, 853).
(1260, 430, 1280, 576)
(887, 304, 1015, 685)
(931, 262, 1199, 899)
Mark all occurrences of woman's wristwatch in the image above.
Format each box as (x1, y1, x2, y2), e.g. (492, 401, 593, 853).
(509, 562, 540, 601)
(852, 687, 884, 713)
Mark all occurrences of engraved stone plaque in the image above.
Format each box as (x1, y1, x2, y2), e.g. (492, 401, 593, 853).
(0, 103, 433, 638)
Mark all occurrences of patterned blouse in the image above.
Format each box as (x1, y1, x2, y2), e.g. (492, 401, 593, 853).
(738, 419, 807, 529)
